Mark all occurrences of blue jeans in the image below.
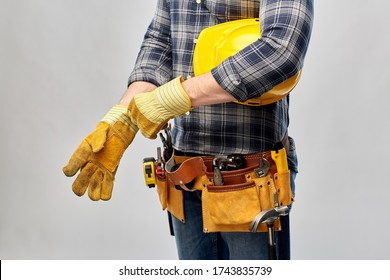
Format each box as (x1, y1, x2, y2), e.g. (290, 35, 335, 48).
(171, 171, 297, 260)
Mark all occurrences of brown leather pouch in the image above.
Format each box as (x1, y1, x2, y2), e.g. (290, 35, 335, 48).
(274, 170, 293, 207)
(167, 185, 185, 222)
(155, 175, 168, 210)
(201, 169, 292, 233)
(156, 152, 293, 231)
(155, 174, 185, 222)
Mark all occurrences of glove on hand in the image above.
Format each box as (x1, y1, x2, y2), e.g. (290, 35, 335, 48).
(128, 76, 192, 139)
(63, 105, 138, 201)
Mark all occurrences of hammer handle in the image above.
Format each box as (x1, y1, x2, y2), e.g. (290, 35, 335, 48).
(268, 244, 277, 260)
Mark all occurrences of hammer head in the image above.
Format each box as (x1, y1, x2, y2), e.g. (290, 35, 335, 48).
(249, 206, 289, 232)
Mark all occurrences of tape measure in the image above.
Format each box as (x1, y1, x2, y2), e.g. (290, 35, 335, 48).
(143, 147, 165, 188)
(143, 157, 156, 188)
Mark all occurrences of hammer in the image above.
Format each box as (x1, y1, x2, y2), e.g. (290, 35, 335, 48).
(249, 206, 289, 260)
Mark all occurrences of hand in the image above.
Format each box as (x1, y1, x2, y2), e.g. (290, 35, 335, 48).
(128, 76, 192, 139)
(63, 105, 138, 201)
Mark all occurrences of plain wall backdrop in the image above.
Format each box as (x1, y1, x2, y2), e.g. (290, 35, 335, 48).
(1, 0, 389, 260)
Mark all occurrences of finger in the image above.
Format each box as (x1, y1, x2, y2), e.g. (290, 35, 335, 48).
(100, 172, 114, 201)
(88, 169, 104, 201)
(89, 122, 110, 153)
(63, 141, 91, 177)
(72, 163, 97, 197)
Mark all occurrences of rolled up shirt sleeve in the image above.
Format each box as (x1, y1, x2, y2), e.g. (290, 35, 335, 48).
(128, 0, 173, 87)
(211, 0, 314, 102)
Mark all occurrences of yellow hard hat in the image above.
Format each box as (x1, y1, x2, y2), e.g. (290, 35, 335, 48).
(193, 18, 301, 106)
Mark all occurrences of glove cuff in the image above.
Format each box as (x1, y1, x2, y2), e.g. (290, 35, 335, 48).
(156, 76, 192, 117)
(101, 105, 138, 147)
(128, 76, 192, 139)
(101, 105, 130, 125)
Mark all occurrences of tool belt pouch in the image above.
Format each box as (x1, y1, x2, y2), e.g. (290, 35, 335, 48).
(201, 169, 293, 233)
(155, 174, 185, 222)
(156, 175, 168, 210)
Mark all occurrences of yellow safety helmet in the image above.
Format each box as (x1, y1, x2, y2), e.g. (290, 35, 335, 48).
(193, 18, 301, 106)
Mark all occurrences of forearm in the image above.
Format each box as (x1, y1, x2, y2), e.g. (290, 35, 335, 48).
(182, 72, 235, 107)
(122, 73, 234, 108)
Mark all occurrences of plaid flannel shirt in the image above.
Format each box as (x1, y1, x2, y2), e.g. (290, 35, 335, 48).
(128, 0, 313, 160)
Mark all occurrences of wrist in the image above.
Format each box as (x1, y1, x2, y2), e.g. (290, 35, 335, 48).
(120, 81, 157, 106)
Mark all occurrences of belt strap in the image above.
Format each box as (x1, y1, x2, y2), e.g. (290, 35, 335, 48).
(166, 131, 289, 189)
(165, 151, 278, 191)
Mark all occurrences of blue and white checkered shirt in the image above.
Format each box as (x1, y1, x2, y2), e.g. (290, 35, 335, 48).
(128, 0, 313, 168)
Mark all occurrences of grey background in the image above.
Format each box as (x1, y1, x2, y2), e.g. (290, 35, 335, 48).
(1, 0, 389, 260)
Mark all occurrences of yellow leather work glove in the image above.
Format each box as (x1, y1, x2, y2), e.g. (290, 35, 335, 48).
(63, 105, 138, 201)
(128, 76, 192, 139)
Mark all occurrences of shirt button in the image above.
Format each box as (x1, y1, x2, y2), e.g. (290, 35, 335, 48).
(193, 38, 198, 44)
(196, 0, 201, 4)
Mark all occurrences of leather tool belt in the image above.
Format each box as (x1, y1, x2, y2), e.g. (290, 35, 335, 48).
(154, 150, 293, 233)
